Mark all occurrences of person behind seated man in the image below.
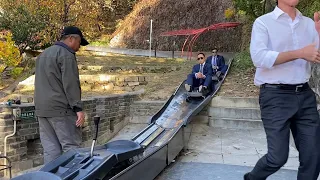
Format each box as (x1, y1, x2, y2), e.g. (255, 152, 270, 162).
(206, 47, 226, 79)
(185, 53, 213, 95)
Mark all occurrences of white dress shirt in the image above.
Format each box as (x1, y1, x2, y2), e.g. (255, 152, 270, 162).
(211, 56, 217, 66)
(195, 63, 206, 79)
(250, 6, 319, 86)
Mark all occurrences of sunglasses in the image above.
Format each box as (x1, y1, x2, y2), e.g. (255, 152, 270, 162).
(212, 51, 217, 53)
(197, 57, 204, 60)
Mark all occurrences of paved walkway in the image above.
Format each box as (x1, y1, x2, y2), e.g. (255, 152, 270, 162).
(85, 46, 235, 60)
(181, 124, 299, 170)
(110, 123, 300, 180)
(155, 162, 297, 180)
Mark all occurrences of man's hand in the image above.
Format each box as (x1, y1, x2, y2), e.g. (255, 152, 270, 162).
(196, 73, 202, 79)
(198, 73, 205, 79)
(76, 111, 85, 127)
(315, 12, 320, 34)
(300, 43, 320, 63)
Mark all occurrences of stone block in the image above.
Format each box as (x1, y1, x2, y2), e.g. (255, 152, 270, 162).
(18, 128, 37, 136)
(31, 123, 39, 128)
(16, 147, 28, 155)
(209, 118, 263, 129)
(139, 81, 148, 86)
(8, 154, 21, 162)
(0, 125, 14, 132)
(33, 157, 44, 167)
(124, 87, 133, 92)
(0, 112, 12, 119)
(209, 107, 261, 120)
(0, 107, 12, 113)
(125, 76, 139, 82)
(138, 76, 145, 82)
(6, 150, 16, 156)
(96, 104, 105, 110)
(128, 82, 140, 86)
(87, 66, 103, 71)
(24, 134, 39, 140)
(145, 76, 154, 82)
(115, 82, 127, 87)
(20, 124, 31, 129)
(0, 119, 13, 126)
(211, 96, 259, 108)
(12, 159, 33, 171)
(6, 137, 21, 144)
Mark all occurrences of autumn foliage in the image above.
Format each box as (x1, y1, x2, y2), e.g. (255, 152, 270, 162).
(0, 0, 137, 52)
(0, 31, 22, 73)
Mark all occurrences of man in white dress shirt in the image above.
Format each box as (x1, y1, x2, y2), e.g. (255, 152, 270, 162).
(244, 0, 320, 180)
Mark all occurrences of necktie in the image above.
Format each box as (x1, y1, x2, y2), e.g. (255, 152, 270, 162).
(200, 64, 203, 73)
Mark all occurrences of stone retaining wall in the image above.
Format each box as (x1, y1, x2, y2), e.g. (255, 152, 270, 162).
(0, 91, 142, 177)
(78, 65, 181, 73)
(17, 74, 162, 93)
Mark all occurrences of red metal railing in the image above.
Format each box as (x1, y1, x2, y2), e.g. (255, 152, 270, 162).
(160, 22, 241, 60)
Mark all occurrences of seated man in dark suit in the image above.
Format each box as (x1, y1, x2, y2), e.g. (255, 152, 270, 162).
(206, 48, 227, 80)
(185, 53, 213, 95)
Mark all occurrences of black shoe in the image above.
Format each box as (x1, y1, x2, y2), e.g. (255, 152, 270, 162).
(200, 86, 209, 96)
(244, 173, 250, 180)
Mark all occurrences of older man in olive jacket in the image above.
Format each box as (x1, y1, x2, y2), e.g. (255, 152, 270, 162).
(34, 26, 89, 163)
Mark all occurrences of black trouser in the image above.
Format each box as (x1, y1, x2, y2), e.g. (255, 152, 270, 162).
(249, 83, 320, 180)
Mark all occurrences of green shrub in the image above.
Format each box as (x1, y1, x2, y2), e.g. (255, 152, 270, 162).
(232, 50, 254, 72)
(10, 67, 24, 79)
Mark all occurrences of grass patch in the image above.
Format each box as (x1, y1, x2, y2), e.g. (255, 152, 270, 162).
(88, 35, 111, 47)
(89, 40, 110, 47)
(76, 53, 191, 67)
(231, 50, 254, 72)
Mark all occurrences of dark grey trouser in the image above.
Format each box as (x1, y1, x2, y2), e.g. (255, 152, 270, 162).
(248, 86, 320, 180)
(38, 116, 82, 163)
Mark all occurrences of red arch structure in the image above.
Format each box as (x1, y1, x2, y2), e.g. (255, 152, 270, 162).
(160, 22, 241, 60)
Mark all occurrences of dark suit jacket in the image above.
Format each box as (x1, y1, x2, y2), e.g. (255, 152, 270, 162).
(191, 63, 213, 78)
(206, 55, 225, 71)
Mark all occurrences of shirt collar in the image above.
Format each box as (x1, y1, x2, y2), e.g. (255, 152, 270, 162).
(273, 6, 303, 20)
(54, 42, 75, 54)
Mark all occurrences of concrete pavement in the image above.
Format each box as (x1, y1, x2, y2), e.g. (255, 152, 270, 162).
(109, 123, 300, 180)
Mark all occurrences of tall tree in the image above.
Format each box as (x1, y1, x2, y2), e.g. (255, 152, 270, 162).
(232, 0, 276, 20)
(0, 0, 139, 51)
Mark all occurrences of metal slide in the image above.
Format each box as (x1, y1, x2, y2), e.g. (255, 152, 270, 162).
(12, 58, 233, 180)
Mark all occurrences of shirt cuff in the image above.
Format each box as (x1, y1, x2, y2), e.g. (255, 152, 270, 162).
(264, 51, 279, 69)
(74, 107, 83, 112)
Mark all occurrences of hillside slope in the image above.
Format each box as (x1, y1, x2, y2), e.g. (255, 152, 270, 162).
(109, 0, 242, 52)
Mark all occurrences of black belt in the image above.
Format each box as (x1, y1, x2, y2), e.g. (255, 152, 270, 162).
(260, 83, 309, 92)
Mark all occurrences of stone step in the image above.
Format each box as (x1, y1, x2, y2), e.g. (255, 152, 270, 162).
(209, 107, 261, 120)
(79, 74, 155, 84)
(78, 65, 181, 74)
(81, 83, 145, 92)
(209, 117, 262, 129)
(211, 96, 259, 108)
(17, 74, 158, 90)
